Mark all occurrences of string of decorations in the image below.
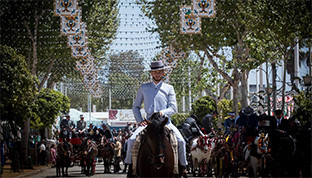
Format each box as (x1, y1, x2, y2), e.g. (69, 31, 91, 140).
(54, 0, 102, 98)
(180, 0, 216, 34)
(160, 0, 217, 83)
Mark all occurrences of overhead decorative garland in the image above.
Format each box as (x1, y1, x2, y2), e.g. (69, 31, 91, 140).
(54, 0, 102, 98)
(160, 41, 186, 83)
(180, 0, 216, 34)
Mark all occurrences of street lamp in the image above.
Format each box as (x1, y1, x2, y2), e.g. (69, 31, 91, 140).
(302, 76, 312, 86)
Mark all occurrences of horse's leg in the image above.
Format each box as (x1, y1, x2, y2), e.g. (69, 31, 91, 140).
(65, 166, 68, 177)
(56, 165, 59, 177)
(61, 166, 65, 177)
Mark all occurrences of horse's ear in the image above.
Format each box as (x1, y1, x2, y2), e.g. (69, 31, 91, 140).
(161, 116, 168, 127)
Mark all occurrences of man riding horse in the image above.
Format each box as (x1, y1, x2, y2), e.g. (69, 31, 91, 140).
(124, 61, 188, 177)
(59, 114, 75, 140)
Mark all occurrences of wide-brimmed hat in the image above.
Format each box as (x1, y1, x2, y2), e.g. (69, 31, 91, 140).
(149, 61, 170, 71)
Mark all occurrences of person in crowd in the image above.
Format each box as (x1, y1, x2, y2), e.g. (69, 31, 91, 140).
(182, 114, 203, 142)
(88, 123, 95, 140)
(76, 115, 87, 138)
(223, 111, 236, 135)
(124, 61, 188, 177)
(59, 114, 75, 140)
(202, 111, 218, 135)
(39, 139, 47, 166)
(114, 136, 122, 173)
(101, 124, 114, 142)
(50, 144, 57, 168)
(274, 109, 289, 134)
(236, 107, 259, 144)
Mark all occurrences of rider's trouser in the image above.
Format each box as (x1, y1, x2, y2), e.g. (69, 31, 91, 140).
(124, 122, 188, 166)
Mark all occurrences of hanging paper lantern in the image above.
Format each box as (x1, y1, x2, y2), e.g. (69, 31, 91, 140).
(60, 7, 82, 36)
(170, 44, 186, 59)
(161, 47, 176, 65)
(68, 22, 88, 47)
(180, 5, 201, 34)
(54, 0, 79, 17)
(83, 72, 98, 89)
(192, 0, 216, 17)
(90, 86, 103, 98)
(162, 72, 170, 84)
(71, 45, 89, 58)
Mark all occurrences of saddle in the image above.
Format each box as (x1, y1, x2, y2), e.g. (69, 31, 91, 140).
(132, 125, 178, 175)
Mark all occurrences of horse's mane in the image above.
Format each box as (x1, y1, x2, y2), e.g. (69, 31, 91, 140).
(145, 113, 167, 151)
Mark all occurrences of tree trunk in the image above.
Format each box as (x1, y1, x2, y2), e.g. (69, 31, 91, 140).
(21, 117, 31, 168)
(266, 60, 271, 116)
(232, 81, 240, 115)
(272, 62, 277, 112)
(240, 69, 249, 108)
(281, 54, 288, 114)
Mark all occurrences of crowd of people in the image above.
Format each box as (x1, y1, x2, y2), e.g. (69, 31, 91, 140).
(180, 107, 310, 177)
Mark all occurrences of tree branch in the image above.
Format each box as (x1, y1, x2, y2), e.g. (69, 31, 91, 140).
(38, 58, 56, 92)
(203, 49, 233, 84)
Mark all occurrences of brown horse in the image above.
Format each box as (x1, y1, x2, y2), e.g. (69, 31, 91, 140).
(137, 113, 174, 177)
(79, 139, 98, 176)
(56, 141, 73, 177)
(99, 136, 114, 173)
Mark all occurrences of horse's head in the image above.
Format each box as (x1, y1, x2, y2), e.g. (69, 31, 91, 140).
(197, 135, 215, 153)
(255, 132, 269, 154)
(144, 112, 168, 169)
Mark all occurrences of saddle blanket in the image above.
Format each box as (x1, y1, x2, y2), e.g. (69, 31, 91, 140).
(132, 125, 178, 175)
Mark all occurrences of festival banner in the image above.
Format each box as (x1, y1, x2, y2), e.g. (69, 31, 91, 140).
(191, 0, 216, 17)
(180, 5, 201, 34)
(54, 0, 79, 17)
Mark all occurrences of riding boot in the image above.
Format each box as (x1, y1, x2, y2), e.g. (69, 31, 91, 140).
(127, 164, 135, 177)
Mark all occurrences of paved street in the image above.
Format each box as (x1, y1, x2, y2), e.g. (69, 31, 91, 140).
(25, 162, 127, 178)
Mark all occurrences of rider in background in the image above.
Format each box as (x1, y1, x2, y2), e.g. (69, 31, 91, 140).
(76, 115, 87, 139)
(59, 114, 75, 140)
(236, 107, 258, 145)
(223, 111, 236, 135)
(182, 114, 203, 142)
(100, 124, 114, 142)
(87, 123, 95, 140)
(201, 110, 218, 135)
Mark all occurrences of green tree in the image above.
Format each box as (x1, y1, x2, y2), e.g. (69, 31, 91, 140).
(33, 88, 70, 130)
(293, 91, 312, 128)
(0, 45, 37, 126)
(138, 0, 264, 114)
(250, 0, 312, 112)
(191, 95, 217, 122)
(217, 99, 233, 120)
(103, 51, 146, 109)
(0, 0, 119, 166)
(171, 113, 189, 127)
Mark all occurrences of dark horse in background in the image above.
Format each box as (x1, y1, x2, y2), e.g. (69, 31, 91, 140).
(137, 113, 174, 177)
(56, 140, 73, 177)
(99, 136, 114, 173)
(79, 139, 98, 176)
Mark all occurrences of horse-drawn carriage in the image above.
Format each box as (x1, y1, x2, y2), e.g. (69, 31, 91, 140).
(56, 129, 116, 176)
